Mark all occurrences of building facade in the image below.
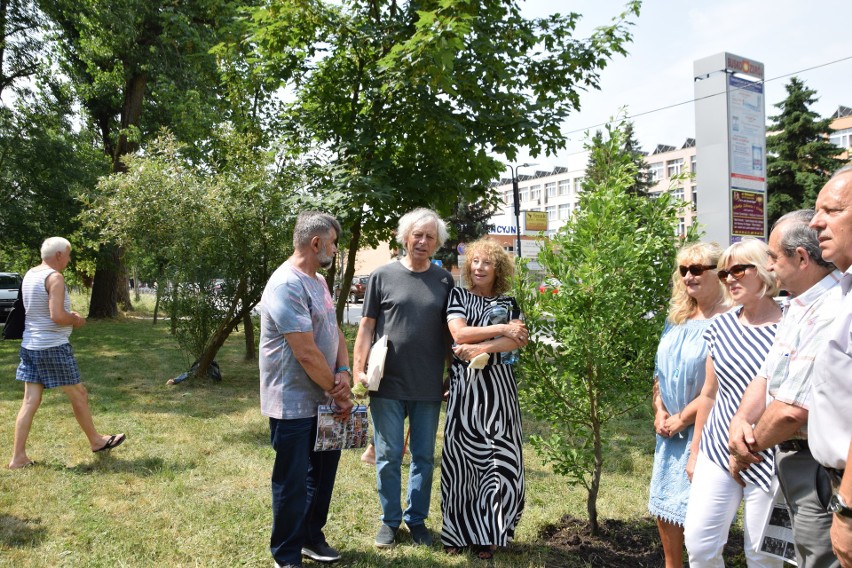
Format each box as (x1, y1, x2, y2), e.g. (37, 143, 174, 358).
(488, 107, 851, 243)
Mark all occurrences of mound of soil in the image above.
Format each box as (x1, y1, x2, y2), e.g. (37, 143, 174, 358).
(539, 515, 746, 567)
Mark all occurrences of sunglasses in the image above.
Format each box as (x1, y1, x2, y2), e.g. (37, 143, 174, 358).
(717, 264, 755, 281)
(679, 264, 716, 277)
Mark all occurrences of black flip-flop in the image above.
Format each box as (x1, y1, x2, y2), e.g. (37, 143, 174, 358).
(93, 434, 126, 453)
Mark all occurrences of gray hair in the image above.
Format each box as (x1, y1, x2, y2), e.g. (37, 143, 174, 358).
(830, 164, 852, 179)
(395, 208, 448, 249)
(41, 237, 71, 259)
(293, 211, 341, 249)
(772, 209, 834, 269)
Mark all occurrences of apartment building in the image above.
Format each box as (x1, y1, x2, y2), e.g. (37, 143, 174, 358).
(489, 106, 850, 243)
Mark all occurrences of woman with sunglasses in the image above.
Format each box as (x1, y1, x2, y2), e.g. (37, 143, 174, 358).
(684, 238, 783, 568)
(649, 242, 729, 568)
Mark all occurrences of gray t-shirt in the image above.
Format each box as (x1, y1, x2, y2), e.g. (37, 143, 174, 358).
(259, 261, 339, 419)
(364, 260, 454, 402)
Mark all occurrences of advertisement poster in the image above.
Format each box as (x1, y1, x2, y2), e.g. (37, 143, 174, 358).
(728, 74, 766, 192)
(731, 190, 766, 240)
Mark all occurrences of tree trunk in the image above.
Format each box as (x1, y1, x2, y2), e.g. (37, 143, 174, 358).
(89, 72, 148, 318)
(87, 244, 121, 318)
(153, 283, 161, 325)
(587, 392, 603, 536)
(335, 217, 362, 324)
(243, 308, 255, 360)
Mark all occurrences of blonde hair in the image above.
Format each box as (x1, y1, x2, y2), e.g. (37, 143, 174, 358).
(461, 238, 514, 296)
(718, 238, 779, 301)
(668, 241, 726, 324)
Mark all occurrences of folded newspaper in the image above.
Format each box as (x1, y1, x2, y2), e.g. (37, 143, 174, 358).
(367, 335, 388, 391)
(314, 404, 369, 451)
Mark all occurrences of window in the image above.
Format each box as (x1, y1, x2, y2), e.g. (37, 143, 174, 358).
(573, 177, 584, 193)
(649, 162, 663, 182)
(520, 187, 529, 202)
(559, 203, 570, 219)
(503, 190, 512, 206)
(690, 155, 697, 174)
(558, 180, 570, 196)
(691, 187, 698, 210)
(672, 187, 684, 202)
(545, 182, 557, 198)
(829, 128, 852, 149)
(667, 158, 683, 178)
(530, 185, 541, 201)
(546, 205, 556, 220)
(677, 217, 686, 236)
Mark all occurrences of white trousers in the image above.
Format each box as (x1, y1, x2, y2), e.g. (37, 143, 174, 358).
(684, 451, 783, 568)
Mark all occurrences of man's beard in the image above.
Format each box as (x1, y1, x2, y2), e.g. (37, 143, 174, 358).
(318, 250, 334, 269)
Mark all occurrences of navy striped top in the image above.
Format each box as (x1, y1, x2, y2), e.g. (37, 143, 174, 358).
(701, 308, 777, 492)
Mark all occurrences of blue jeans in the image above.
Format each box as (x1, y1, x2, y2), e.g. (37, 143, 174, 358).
(370, 397, 441, 528)
(269, 417, 341, 566)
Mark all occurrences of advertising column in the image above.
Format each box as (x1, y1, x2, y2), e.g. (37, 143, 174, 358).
(694, 53, 766, 244)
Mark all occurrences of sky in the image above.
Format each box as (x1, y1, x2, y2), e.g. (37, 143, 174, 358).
(508, 0, 852, 170)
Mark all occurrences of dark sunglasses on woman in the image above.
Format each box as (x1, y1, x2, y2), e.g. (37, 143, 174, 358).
(717, 264, 755, 281)
(679, 264, 716, 277)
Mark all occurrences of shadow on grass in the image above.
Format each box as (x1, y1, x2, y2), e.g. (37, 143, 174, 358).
(0, 514, 47, 548)
(65, 456, 197, 476)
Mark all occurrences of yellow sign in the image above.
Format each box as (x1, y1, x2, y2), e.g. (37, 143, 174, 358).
(524, 211, 548, 233)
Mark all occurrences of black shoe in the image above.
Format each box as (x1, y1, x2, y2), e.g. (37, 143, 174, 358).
(301, 541, 341, 563)
(374, 524, 398, 548)
(407, 523, 433, 546)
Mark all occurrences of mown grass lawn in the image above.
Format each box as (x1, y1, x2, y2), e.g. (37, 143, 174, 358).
(1, 305, 662, 567)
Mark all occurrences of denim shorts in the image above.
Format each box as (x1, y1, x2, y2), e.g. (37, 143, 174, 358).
(16, 343, 81, 388)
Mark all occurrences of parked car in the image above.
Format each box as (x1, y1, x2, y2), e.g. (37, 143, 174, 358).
(0, 272, 22, 323)
(349, 275, 369, 303)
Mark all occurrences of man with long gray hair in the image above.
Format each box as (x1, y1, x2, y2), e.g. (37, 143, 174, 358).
(353, 207, 454, 548)
(259, 211, 353, 567)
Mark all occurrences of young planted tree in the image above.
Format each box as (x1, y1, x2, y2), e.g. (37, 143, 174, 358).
(515, 120, 686, 534)
(766, 77, 846, 226)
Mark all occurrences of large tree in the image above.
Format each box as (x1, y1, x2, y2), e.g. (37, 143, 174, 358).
(766, 77, 846, 226)
(515, 120, 687, 534)
(245, 0, 642, 323)
(40, 0, 237, 317)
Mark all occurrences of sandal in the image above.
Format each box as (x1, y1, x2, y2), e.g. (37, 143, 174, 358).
(476, 546, 495, 561)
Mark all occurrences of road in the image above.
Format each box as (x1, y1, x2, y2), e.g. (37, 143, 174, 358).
(341, 301, 363, 325)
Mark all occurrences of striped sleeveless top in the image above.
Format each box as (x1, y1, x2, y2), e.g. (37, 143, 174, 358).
(701, 307, 777, 492)
(21, 267, 72, 350)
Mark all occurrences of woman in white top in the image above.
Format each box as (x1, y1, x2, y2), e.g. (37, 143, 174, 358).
(8, 237, 125, 469)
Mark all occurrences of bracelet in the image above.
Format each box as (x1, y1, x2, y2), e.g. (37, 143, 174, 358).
(335, 366, 351, 376)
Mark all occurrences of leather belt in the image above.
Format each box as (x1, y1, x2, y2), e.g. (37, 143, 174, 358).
(777, 439, 809, 452)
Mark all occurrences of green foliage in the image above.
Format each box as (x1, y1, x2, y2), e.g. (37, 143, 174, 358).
(515, 119, 684, 531)
(581, 120, 655, 197)
(433, 197, 499, 270)
(766, 77, 847, 226)
(80, 131, 294, 369)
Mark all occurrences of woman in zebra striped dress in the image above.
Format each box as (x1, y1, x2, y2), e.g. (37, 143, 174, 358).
(440, 238, 528, 561)
(684, 238, 783, 568)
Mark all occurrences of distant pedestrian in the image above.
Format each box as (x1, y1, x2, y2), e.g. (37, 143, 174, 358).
(8, 237, 126, 470)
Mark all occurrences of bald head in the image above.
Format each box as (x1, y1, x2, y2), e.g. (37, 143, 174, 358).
(810, 168, 852, 271)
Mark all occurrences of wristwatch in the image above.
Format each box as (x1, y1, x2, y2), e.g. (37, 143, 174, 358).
(829, 493, 852, 518)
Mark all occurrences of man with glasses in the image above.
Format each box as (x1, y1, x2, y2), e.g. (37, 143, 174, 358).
(729, 210, 842, 568)
(808, 165, 852, 567)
